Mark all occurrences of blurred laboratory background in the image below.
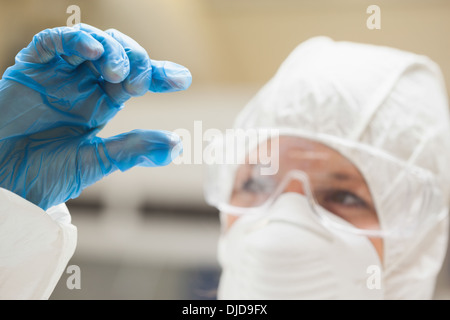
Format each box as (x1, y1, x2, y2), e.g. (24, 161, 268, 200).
(1, 0, 450, 299)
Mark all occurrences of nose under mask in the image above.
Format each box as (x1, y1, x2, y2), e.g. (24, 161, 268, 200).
(217, 192, 383, 299)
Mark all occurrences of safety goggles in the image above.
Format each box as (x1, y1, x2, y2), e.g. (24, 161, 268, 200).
(204, 128, 444, 238)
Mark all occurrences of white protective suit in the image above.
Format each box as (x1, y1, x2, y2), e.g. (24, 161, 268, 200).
(217, 37, 450, 299)
(0, 188, 77, 299)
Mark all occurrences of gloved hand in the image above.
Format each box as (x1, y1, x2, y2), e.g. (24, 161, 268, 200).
(0, 24, 191, 210)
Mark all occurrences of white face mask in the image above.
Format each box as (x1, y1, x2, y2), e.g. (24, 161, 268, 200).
(217, 192, 383, 299)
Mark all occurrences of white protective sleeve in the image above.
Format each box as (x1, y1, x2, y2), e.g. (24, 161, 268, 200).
(0, 188, 77, 299)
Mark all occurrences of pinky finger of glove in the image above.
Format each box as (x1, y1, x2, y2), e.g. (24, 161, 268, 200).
(77, 130, 182, 189)
(17, 27, 104, 65)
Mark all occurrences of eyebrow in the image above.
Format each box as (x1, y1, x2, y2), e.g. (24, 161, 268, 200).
(330, 172, 361, 181)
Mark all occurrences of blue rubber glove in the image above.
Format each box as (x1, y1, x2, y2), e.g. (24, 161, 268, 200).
(0, 24, 191, 210)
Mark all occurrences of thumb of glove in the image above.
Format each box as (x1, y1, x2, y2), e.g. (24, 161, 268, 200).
(77, 129, 182, 190)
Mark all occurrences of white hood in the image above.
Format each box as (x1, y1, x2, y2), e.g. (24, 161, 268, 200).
(227, 37, 450, 299)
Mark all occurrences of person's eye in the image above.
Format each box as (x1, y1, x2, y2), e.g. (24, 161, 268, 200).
(241, 177, 275, 194)
(323, 190, 369, 208)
